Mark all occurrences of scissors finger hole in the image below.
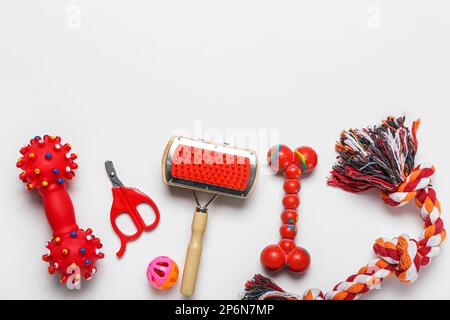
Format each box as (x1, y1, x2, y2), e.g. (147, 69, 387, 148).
(115, 213, 139, 236)
(137, 203, 158, 226)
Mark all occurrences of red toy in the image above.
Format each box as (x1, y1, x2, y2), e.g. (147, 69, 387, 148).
(17, 135, 104, 285)
(261, 145, 317, 273)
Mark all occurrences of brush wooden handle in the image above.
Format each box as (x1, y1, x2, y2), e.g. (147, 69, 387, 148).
(180, 208, 208, 296)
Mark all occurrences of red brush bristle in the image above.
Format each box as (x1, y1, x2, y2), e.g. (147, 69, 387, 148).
(171, 145, 251, 191)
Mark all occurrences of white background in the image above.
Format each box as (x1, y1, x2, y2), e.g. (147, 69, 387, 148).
(0, 1, 449, 300)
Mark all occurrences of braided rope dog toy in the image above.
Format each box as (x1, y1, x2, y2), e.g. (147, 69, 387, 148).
(243, 117, 445, 300)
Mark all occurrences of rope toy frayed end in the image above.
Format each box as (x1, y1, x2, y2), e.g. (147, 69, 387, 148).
(328, 116, 420, 193)
(243, 274, 323, 300)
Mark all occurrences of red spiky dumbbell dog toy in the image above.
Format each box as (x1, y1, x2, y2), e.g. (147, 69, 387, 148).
(16, 135, 104, 286)
(260, 145, 317, 273)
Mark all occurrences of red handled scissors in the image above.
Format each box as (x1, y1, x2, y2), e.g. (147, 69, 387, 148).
(105, 161, 160, 257)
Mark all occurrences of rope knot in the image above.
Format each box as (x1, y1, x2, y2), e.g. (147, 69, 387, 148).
(373, 235, 421, 284)
(381, 164, 435, 207)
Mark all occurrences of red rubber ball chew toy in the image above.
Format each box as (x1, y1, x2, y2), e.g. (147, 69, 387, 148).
(16, 135, 104, 286)
(294, 146, 318, 173)
(260, 144, 317, 274)
(268, 145, 293, 173)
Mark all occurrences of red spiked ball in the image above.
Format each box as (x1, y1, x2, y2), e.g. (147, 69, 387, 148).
(294, 146, 318, 173)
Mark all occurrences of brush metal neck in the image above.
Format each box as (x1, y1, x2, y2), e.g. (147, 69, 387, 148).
(196, 207, 208, 213)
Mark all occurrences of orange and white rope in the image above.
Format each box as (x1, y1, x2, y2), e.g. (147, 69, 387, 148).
(301, 164, 445, 300)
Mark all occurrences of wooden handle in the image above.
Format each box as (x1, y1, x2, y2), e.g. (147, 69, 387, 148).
(180, 208, 208, 296)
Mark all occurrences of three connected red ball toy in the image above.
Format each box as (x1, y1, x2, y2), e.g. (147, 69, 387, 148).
(260, 144, 317, 273)
(17, 135, 104, 285)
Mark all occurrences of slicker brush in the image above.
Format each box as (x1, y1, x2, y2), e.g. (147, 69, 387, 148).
(162, 136, 258, 296)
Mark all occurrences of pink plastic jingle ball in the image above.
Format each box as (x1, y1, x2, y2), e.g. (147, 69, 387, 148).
(146, 256, 179, 290)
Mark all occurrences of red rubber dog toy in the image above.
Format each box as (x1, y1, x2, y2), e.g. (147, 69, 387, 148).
(17, 135, 104, 286)
(260, 145, 317, 273)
